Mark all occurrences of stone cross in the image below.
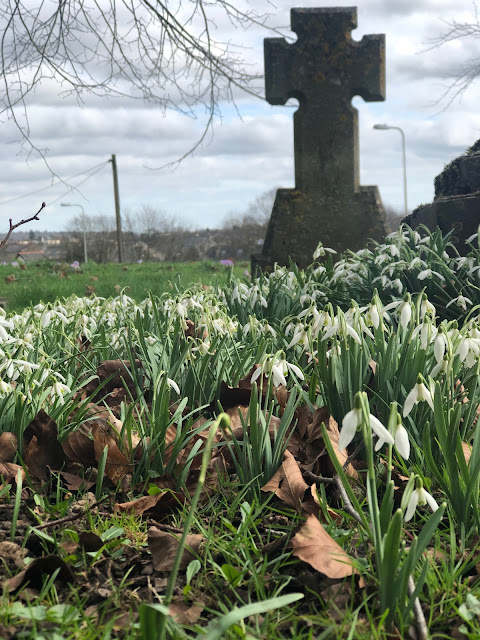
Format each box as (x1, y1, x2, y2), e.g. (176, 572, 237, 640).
(253, 7, 387, 271)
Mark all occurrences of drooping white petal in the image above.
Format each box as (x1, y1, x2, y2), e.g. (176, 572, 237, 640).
(394, 424, 410, 459)
(338, 409, 360, 451)
(370, 414, 394, 447)
(422, 489, 439, 513)
(403, 386, 418, 417)
(404, 490, 419, 522)
(417, 383, 434, 411)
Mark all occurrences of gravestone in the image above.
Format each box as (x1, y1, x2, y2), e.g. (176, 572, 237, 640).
(404, 139, 480, 254)
(252, 7, 387, 272)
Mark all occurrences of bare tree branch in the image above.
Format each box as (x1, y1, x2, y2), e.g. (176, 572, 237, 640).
(423, 1, 480, 107)
(0, 1, 283, 169)
(0, 202, 45, 251)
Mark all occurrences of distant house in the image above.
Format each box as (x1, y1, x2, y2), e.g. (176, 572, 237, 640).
(17, 250, 45, 262)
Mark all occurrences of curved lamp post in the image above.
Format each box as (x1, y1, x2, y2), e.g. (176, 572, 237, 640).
(373, 123, 408, 216)
(61, 202, 88, 263)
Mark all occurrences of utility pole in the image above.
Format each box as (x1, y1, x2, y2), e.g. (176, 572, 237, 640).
(110, 154, 124, 262)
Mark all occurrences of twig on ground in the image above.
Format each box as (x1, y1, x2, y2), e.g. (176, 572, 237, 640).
(334, 474, 364, 525)
(0, 203, 46, 251)
(33, 495, 107, 530)
(408, 574, 429, 640)
(303, 470, 335, 485)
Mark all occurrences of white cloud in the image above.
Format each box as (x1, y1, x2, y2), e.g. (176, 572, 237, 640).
(0, 0, 480, 234)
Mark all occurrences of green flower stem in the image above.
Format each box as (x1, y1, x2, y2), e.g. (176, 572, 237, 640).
(159, 413, 229, 640)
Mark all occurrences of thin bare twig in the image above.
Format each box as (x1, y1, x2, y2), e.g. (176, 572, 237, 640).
(0, 202, 46, 251)
(408, 574, 429, 640)
(32, 495, 108, 531)
(334, 474, 363, 526)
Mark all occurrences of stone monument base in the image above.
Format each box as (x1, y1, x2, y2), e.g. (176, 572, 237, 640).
(403, 195, 480, 255)
(252, 186, 386, 273)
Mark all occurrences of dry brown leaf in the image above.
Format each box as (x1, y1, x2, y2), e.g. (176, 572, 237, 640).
(62, 424, 96, 466)
(5, 555, 74, 592)
(0, 432, 17, 462)
(23, 410, 65, 480)
(290, 514, 355, 579)
(0, 462, 24, 485)
(148, 527, 204, 572)
(169, 600, 204, 624)
(115, 492, 173, 516)
(261, 450, 308, 512)
(462, 441, 472, 465)
(313, 409, 358, 479)
(91, 420, 133, 484)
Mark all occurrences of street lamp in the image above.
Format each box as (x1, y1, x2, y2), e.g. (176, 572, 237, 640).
(61, 203, 88, 263)
(373, 123, 408, 216)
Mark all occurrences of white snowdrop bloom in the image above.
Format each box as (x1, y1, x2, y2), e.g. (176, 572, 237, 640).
(251, 354, 303, 388)
(404, 486, 439, 522)
(433, 331, 448, 363)
(455, 336, 480, 368)
(399, 299, 412, 330)
(167, 378, 180, 395)
(0, 325, 10, 341)
(418, 269, 445, 282)
(403, 376, 434, 417)
(313, 243, 336, 259)
(393, 421, 410, 459)
(367, 302, 381, 330)
(51, 381, 71, 405)
(287, 324, 309, 349)
(446, 295, 472, 311)
(41, 311, 53, 328)
(0, 379, 11, 396)
(313, 265, 326, 277)
(466, 232, 478, 245)
(374, 253, 390, 266)
(339, 406, 393, 451)
(389, 244, 400, 257)
(0, 318, 14, 331)
(145, 336, 157, 345)
(408, 257, 427, 270)
(411, 322, 435, 351)
(420, 297, 436, 320)
(431, 355, 449, 378)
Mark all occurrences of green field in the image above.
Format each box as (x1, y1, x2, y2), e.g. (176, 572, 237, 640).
(0, 260, 248, 312)
(2, 228, 480, 638)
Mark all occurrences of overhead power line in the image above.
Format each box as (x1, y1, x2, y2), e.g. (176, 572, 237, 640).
(0, 160, 110, 207)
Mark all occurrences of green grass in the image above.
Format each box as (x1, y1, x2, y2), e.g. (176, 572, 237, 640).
(3, 226, 480, 638)
(0, 259, 247, 313)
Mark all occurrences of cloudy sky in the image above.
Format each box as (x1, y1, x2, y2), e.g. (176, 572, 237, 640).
(0, 0, 479, 234)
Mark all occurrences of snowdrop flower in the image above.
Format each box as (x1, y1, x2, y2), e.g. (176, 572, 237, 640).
(418, 268, 445, 282)
(393, 416, 410, 459)
(49, 381, 71, 405)
(455, 335, 480, 368)
(433, 328, 448, 363)
(431, 354, 449, 378)
(403, 375, 434, 417)
(339, 395, 394, 451)
(420, 295, 436, 320)
(446, 295, 472, 311)
(167, 378, 180, 395)
(404, 480, 439, 522)
(251, 353, 304, 388)
(287, 324, 309, 349)
(398, 294, 412, 329)
(313, 242, 336, 259)
(408, 257, 427, 270)
(0, 379, 11, 396)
